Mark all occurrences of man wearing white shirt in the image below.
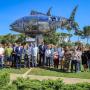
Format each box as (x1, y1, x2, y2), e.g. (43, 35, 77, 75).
(0, 44, 5, 68)
(31, 44, 38, 67)
(71, 49, 78, 72)
(59, 48, 64, 70)
(45, 46, 51, 67)
(76, 49, 82, 72)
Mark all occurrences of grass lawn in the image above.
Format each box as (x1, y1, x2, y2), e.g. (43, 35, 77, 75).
(0, 68, 29, 74)
(29, 67, 90, 79)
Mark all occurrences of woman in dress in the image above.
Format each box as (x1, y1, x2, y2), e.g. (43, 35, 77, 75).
(53, 47, 59, 68)
(63, 47, 71, 72)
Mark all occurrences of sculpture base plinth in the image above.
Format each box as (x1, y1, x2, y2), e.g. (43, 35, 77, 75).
(36, 34, 43, 46)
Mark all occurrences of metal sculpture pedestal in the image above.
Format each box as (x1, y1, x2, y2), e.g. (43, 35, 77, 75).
(35, 34, 43, 46)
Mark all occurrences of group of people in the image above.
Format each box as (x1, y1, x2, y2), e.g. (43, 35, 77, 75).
(0, 42, 90, 72)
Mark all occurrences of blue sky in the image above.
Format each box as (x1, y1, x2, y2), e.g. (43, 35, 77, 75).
(0, 0, 90, 43)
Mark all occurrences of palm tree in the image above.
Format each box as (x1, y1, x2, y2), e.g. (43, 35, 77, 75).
(83, 26, 90, 44)
(74, 29, 83, 41)
(69, 5, 78, 21)
(65, 24, 72, 42)
(44, 31, 60, 45)
(65, 5, 79, 42)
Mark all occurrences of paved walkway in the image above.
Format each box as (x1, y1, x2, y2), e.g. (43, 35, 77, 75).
(22, 68, 32, 78)
(10, 68, 90, 84)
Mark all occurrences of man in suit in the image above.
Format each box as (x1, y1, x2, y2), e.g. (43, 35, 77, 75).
(15, 43, 24, 68)
(87, 47, 90, 71)
(12, 43, 17, 67)
(39, 42, 47, 66)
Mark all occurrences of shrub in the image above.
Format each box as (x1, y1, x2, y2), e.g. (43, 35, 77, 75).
(0, 70, 10, 89)
(13, 78, 42, 90)
(12, 78, 90, 90)
(41, 79, 64, 90)
(3, 84, 17, 90)
(0, 74, 90, 90)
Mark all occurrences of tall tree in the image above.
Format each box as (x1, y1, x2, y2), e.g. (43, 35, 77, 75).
(74, 29, 83, 41)
(69, 5, 78, 21)
(65, 24, 72, 42)
(16, 34, 26, 43)
(3, 33, 12, 43)
(83, 26, 90, 44)
(44, 31, 60, 45)
(0, 33, 17, 44)
(65, 5, 79, 42)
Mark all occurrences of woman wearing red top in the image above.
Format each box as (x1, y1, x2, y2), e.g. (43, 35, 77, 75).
(53, 48, 59, 68)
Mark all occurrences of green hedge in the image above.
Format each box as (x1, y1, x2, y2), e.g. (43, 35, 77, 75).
(11, 78, 90, 90)
(0, 72, 90, 90)
(0, 70, 10, 89)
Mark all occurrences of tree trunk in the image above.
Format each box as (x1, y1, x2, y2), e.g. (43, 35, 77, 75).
(87, 37, 88, 44)
(78, 36, 80, 41)
(68, 31, 71, 42)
